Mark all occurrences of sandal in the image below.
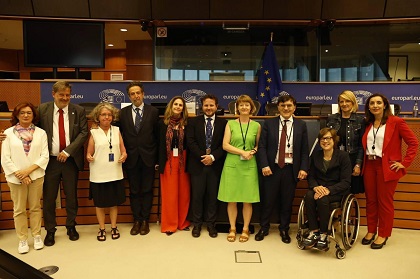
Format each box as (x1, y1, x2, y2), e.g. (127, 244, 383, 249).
(97, 228, 106, 241)
(239, 229, 250, 243)
(111, 227, 120, 240)
(227, 229, 236, 242)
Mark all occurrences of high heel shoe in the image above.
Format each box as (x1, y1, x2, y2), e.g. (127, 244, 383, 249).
(371, 237, 388, 249)
(361, 233, 376, 245)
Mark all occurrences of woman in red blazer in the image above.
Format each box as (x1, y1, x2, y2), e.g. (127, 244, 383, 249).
(362, 93, 418, 249)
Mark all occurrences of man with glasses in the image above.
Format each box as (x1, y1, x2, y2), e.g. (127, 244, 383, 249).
(256, 94, 309, 243)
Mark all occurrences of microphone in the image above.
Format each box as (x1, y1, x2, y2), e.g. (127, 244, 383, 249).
(319, 99, 326, 116)
(393, 58, 399, 82)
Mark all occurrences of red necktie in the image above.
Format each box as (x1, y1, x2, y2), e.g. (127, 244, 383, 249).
(278, 120, 288, 168)
(58, 109, 66, 152)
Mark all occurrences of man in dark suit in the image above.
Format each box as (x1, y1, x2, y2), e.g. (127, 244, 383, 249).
(38, 81, 88, 246)
(186, 94, 227, 238)
(256, 94, 309, 243)
(119, 81, 159, 236)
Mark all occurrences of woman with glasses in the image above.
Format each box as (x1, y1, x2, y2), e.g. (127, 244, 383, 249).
(327, 90, 365, 194)
(1, 102, 49, 254)
(86, 103, 127, 241)
(302, 128, 351, 250)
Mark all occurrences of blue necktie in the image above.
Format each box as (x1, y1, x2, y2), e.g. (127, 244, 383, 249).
(206, 117, 212, 149)
(135, 108, 142, 132)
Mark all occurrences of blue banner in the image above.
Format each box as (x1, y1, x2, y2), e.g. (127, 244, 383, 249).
(40, 81, 420, 113)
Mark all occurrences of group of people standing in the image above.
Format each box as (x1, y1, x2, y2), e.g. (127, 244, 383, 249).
(0, 83, 418, 254)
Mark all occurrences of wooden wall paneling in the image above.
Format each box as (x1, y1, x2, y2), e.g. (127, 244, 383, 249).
(322, 0, 386, 19)
(152, 0, 209, 20)
(32, 0, 90, 18)
(210, 0, 263, 19)
(0, 49, 19, 71)
(126, 65, 153, 81)
(0, 0, 33, 16)
(402, 120, 420, 172)
(0, 81, 41, 109)
(385, 0, 420, 18)
(89, 0, 151, 20)
(263, 0, 322, 20)
(126, 40, 153, 81)
(105, 49, 127, 70)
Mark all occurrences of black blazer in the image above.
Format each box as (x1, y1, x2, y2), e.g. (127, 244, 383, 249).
(119, 104, 159, 168)
(157, 119, 188, 174)
(37, 102, 88, 170)
(307, 149, 351, 196)
(186, 116, 227, 175)
(258, 116, 309, 182)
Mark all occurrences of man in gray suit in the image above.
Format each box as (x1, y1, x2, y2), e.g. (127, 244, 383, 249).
(256, 94, 309, 243)
(38, 81, 88, 246)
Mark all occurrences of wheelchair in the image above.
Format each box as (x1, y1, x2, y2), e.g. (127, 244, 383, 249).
(296, 193, 360, 259)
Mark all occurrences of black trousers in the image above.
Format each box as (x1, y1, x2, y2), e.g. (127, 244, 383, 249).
(125, 157, 155, 222)
(259, 164, 296, 231)
(43, 157, 79, 232)
(304, 190, 343, 233)
(190, 166, 220, 227)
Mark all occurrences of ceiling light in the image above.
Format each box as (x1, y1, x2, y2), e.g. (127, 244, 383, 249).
(325, 49, 329, 52)
(107, 44, 114, 47)
(120, 28, 128, 32)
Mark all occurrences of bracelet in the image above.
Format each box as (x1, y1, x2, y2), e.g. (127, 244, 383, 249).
(355, 164, 360, 168)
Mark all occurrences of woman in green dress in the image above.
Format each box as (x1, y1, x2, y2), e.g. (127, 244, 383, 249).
(218, 95, 261, 242)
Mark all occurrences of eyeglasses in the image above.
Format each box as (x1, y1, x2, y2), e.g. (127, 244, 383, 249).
(99, 113, 113, 117)
(321, 136, 333, 142)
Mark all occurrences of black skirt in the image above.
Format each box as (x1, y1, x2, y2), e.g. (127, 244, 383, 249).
(89, 179, 126, 208)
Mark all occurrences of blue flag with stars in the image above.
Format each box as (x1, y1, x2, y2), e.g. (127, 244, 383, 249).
(256, 41, 282, 115)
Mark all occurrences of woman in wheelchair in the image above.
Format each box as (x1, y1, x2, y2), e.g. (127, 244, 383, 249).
(302, 128, 352, 250)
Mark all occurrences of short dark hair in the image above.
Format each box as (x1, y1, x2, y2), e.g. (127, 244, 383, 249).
(11, 102, 39, 126)
(126, 81, 144, 94)
(318, 127, 339, 148)
(277, 94, 296, 106)
(201, 94, 219, 106)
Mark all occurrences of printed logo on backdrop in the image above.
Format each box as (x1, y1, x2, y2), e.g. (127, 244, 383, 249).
(99, 89, 126, 104)
(353, 90, 373, 108)
(181, 89, 207, 106)
(270, 91, 290, 103)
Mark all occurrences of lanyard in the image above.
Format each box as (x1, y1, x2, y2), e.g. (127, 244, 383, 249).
(280, 120, 293, 148)
(107, 126, 113, 151)
(371, 124, 381, 151)
(239, 120, 250, 150)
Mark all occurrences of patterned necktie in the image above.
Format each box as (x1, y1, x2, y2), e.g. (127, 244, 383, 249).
(58, 109, 66, 152)
(206, 117, 213, 149)
(278, 120, 288, 168)
(135, 108, 142, 132)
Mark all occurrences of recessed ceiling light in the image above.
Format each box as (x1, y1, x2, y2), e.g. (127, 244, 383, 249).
(120, 28, 128, 32)
(325, 49, 329, 52)
(108, 44, 114, 47)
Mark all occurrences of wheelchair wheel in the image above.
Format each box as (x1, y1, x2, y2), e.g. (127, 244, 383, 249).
(296, 198, 308, 250)
(341, 194, 360, 250)
(335, 248, 346, 259)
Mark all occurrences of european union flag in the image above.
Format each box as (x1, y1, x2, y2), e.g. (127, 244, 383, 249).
(256, 41, 282, 115)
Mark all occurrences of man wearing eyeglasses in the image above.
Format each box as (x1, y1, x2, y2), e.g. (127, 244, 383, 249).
(256, 94, 309, 243)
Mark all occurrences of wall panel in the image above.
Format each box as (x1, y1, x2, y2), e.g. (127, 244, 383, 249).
(32, 0, 90, 18)
(263, 0, 322, 20)
(152, 0, 209, 20)
(322, 0, 386, 19)
(89, 0, 151, 19)
(0, 0, 33, 16)
(210, 0, 263, 19)
(385, 0, 420, 18)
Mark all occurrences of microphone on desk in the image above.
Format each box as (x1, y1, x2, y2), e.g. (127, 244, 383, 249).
(319, 99, 326, 116)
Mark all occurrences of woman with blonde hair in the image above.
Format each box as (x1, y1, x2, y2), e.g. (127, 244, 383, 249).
(218, 95, 261, 242)
(86, 102, 127, 241)
(327, 90, 365, 194)
(158, 96, 191, 235)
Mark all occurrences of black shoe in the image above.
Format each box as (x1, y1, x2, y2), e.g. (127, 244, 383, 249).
(67, 227, 79, 241)
(139, 221, 150, 235)
(371, 237, 388, 249)
(130, 221, 141, 235)
(302, 232, 320, 247)
(207, 225, 218, 238)
(280, 230, 291, 244)
(44, 231, 55, 247)
(362, 233, 376, 245)
(255, 229, 269, 241)
(192, 226, 201, 238)
(315, 235, 329, 251)
(165, 231, 174, 236)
